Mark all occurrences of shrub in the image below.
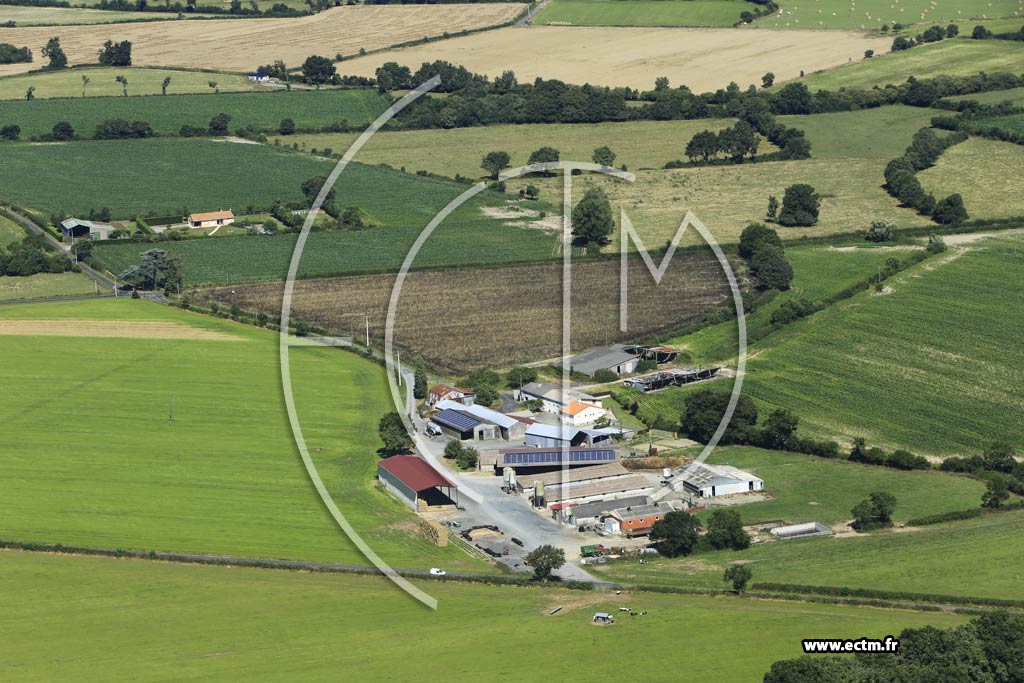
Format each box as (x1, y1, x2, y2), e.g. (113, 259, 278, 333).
(777, 183, 820, 227)
(738, 222, 781, 258)
(932, 193, 968, 224)
(864, 219, 896, 242)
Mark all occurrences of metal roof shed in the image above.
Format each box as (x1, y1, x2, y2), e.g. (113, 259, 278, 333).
(377, 456, 458, 511)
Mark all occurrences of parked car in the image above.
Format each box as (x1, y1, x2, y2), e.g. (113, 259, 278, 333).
(429, 567, 446, 576)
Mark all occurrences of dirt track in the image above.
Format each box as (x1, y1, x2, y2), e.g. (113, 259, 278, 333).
(0, 319, 242, 340)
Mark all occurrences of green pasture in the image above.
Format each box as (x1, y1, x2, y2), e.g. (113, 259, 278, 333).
(948, 85, 1024, 105)
(0, 550, 969, 682)
(597, 509, 1024, 600)
(918, 137, 1024, 219)
(782, 104, 938, 160)
(535, 0, 759, 27)
(0, 298, 481, 571)
(0, 271, 105, 300)
(285, 118, 740, 178)
(798, 38, 1024, 90)
(0, 67, 259, 100)
(674, 244, 925, 363)
(699, 446, 987, 526)
(0, 214, 24, 247)
(0, 5, 158, 25)
(757, 0, 1021, 30)
(0, 87, 388, 138)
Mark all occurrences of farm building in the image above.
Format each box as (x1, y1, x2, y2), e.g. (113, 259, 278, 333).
(558, 495, 652, 526)
(247, 72, 271, 82)
(516, 462, 631, 495)
(187, 210, 235, 229)
(560, 401, 607, 427)
(514, 382, 602, 414)
(59, 218, 117, 241)
(525, 423, 625, 448)
(622, 367, 721, 393)
(681, 463, 763, 498)
(427, 384, 475, 407)
(432, 400, 525, 441)
(543, 473, 651, 507)
(377, 456, 459, 511)
(494, 446, 617, 476)
(571, 345, 640, 377)
(604, 502, 680, 537)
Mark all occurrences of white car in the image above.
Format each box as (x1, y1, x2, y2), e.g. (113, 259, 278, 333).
(429, 567, 447, 576)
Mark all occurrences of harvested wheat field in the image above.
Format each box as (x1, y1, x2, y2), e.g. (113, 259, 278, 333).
(0, 320, 243, 340)
(338, 25, 892, 91)
(203, 255, 732, 372)
(0, 4, 522, 74)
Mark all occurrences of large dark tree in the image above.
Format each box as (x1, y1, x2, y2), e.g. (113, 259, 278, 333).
(97, 40, 132, 67)
(208, 112, 231, 136)
(750, 243, 794, 290)
(738, 222, 781, 258)
(377, 411, 412, 455)
(685, 129, 719, 163)
(650, 511, 702, 557)
(571, 187, 614, 249)
(375, 61, 411, 93)
(301, 55, 336, 89)
(525, 544, 565, 580)
(119, 249, 183, 292)
(777, 183, 820, 227)
(932, 193, 968, 224)
(591, 145, 616, 167)
(705, 509, 750, 551)
(682, 388, 759, 444)
(480, 150, 511, 179)
(42, 36, 67, 69)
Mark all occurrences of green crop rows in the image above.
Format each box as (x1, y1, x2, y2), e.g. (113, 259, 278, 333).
(0, 88, 388, 139)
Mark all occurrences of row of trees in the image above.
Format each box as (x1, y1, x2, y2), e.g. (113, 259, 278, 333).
(891, 22, 960, 52)
(682, 121, 760, 164)
(35, 37, 131, 70)
(0, 234, 71, 277)
(883, 126, 969, 224)
(765, 611, 1024, 682)
(649, 508, 751, 557)
(0, 42, 32, 65)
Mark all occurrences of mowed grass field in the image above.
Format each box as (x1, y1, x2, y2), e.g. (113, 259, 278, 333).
(0, 551, 969, 683)
(698, 446, 987, 526)
(949, 85, 1024, 106)
(0, 272, 105, 300)
(286, 118, 741, 178)
(338, 25, 892, 91)
(0, 5, 158, 25)
(597, 509, 1024, 599)
(757, 0, 1022, 30)
(0, 137, 508, 221)
(798, 38, 1024, 90)
(0, 298, 481, 571)
(0, 214, 24, 247)
(0, 88, 388, 138)
(733, 235, 1024, 455)
(0, 4, 524, 74)
(919, 138, 1024, 219)
(557, 156, 928, 249)
(0, 67, 259, 100)
(535, 0, 760, 27)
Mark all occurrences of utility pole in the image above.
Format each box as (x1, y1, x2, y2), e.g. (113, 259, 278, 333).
(169, 393, 174, 422)
(396, 348, 402, 385)
(364, 313, 370, 348)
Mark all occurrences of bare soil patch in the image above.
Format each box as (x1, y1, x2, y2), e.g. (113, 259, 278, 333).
(1, 5, 521, 73)
(0, 319, 242, 341)
(338, 25, 892, 91)
(203, 254, 729, 372)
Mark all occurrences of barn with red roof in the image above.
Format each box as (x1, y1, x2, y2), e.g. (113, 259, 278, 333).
(377, 456, 459, 511)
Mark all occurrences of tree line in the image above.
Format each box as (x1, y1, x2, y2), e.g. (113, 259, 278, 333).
(0, 233, 72, 277)
(764, 611, 1024, 682)
(883, 125, 970, 225)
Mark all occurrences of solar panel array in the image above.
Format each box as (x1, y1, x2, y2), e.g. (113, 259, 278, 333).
(433, 409, 481, 431)
(501, 448, 616, 466)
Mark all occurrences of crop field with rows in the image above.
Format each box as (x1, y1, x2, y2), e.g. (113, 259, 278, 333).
(202, 252, 732, 372)
(0, 88, 389, 139)
(735, 236, 1024, 455)
(0, 137, 509, 220)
